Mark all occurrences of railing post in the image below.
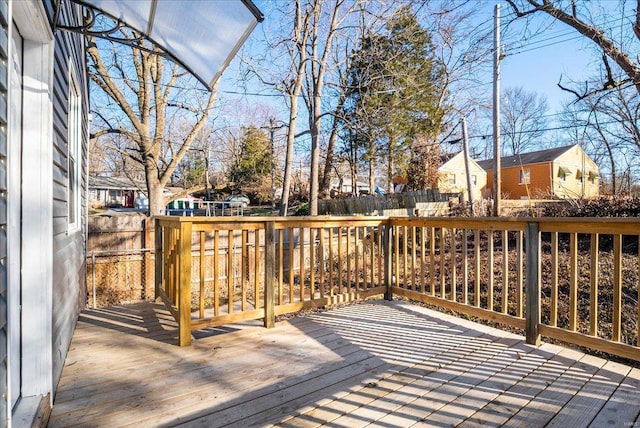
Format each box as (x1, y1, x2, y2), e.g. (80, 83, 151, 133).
(154, 217, 163, 301)
(525, 221, 541, 346)
(178, 220, 193, 346)
(383, 218, 393, 301)
(264, 221, 276, 328)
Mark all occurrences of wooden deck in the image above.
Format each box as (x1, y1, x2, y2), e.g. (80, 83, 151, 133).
(48, 300, 640, 427)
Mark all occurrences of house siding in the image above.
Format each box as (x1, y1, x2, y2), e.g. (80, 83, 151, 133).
(501, 162, 552, 199)
(0, 0, 8, 423)
(552, 146, 600, 198)
(437, 152, 487, 202)
(46, 0, 88, 392)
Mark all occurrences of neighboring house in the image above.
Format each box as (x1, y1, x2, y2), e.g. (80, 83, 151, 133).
(477, 144, 600, 199)
(437, 152, 487, 203)
(330, 178, 370, 196)
(1, 0, 262, 426)
(89, 176, 147, 208)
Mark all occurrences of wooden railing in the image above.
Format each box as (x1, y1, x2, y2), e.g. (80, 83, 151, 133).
(155, 216, 640, 363)
(155, 216, 387, 345)
(388, 217, 640, 362)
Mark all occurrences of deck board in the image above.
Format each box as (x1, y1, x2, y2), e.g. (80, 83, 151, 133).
(48, 301, 640, 428)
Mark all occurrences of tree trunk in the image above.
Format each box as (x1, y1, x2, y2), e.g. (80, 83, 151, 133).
(146, 166, 165, 217)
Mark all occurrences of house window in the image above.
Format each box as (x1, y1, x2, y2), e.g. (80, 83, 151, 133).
(519, 169, 530, 185)
(449, 174, 456, 185)
(68, 63, 81, 229)
(472, 175, 477, 186)
(558, 166, 571, 182)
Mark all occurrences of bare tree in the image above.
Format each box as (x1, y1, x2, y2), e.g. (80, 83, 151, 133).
(501, 86, 549, 155)
(87, 30, 218, 216)
(505, 0, 640, 98)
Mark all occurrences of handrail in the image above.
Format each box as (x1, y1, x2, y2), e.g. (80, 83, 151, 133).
(155, 215, 640, 362)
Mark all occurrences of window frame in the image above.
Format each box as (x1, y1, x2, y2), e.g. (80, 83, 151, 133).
(519, 168, 530, 185)
(67, 61, 82, 231)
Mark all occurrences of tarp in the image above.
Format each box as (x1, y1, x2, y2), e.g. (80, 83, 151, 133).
(76, 0, 263, 89)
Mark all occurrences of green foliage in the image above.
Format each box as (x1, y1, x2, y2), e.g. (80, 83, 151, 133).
(186, 158, 205, 185)
(228, 125, 272, 199)
(341, 5, 446, 187)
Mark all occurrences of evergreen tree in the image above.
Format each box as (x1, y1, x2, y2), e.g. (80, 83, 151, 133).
(229, 126, 272, 201)
(342, 5, 445, 192)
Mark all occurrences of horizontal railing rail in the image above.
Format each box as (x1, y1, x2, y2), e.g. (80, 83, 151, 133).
(155, 215, 640, 362)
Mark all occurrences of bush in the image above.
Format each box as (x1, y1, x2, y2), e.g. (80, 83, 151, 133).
(541, 196, 640, 218)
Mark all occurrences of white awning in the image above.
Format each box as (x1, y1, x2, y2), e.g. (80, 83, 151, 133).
(75, 0, 263, 89)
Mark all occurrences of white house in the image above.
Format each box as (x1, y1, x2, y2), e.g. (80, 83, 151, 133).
(437, 152, 487, 203)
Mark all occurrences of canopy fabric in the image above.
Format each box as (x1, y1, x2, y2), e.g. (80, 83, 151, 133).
(76, 0, 263, 89)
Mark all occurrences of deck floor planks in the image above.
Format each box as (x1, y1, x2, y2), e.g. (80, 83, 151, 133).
(286, 329, 524, 427)
(499, 348, 606, 427)
(51, 327, 363, 426)
(48, 300, 640, 428)
(545, 356, 630, 427)
(272, 308, 504, 427)
(588, 366, 640, 427)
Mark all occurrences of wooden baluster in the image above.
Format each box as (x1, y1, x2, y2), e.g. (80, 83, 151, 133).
(288, 228, 294, 302)
(278, 229, 284, 305)
(589, 233, 599, 336)
(487, 230, 494, 311)
(569, 232, 578, 331)
(474, 229, 480, 307)
(551, 232, 558, 326)
(412, 226, 418, 292)
(440, 228, 446, 299)
(451, 228, 457, 302)
(310, 228, 316, 299)
(213, 230, 219, 316)
(328, 227, 334, 296)
(421, 226, 426, 294)
(242, 229, 248, 311)
(462, 229, 468, 305)
(300, 227, 306, 301)
(429, 227, 435, 296)
(516, 230, 523, 318)
(403, 226, 409, 289)
(338, 227, 344, 294)
(613, 234, 622, 342)
(319, 228, 325, 298)
(199, 231, 205, 319)
(254, 229, 260, 309)
(502, 230, 509, 314)
(227, 229, 234, 314)
(355, 226, 360, 292)
(346, 226, 351, 294)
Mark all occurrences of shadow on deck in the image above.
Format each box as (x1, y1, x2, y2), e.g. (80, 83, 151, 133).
(48, 300, 640, 427)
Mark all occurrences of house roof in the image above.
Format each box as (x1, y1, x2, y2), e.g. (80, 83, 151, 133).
(89, 176, 145, 190)
(439, 151, 485, 172)
(476, 145, 577, 171)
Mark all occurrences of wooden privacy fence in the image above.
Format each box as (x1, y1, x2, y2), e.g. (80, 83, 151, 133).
(155, 216, 640, 363)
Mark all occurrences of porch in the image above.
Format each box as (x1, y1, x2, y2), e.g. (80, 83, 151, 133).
(49, 299, 640, 427)
(52, 215, 640, 426)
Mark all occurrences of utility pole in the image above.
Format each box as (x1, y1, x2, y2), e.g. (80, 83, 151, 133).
(493, 3, 502, 216)
(269, 118, 276, 213)
(461, 117, 474, 215)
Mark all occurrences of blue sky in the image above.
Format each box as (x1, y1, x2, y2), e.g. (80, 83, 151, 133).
(215, 0, 629, 159)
